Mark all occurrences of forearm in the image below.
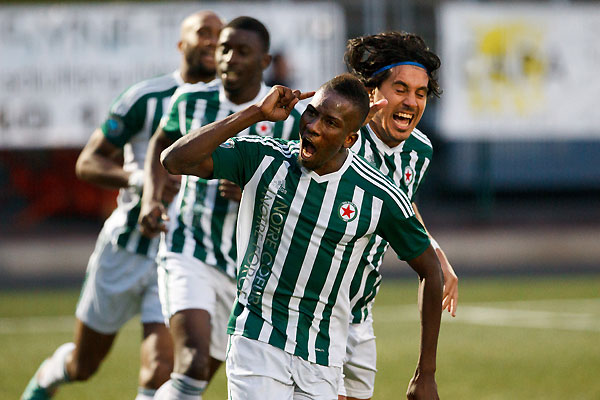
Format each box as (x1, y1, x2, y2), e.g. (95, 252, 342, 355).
(161, 105, 263, 178)
(76, 153, 129, 189)
(143, 131, 172, 206)
(416, 262, 443, 373)
(407, 247, 443, 374)
(75, 129, 129, 190)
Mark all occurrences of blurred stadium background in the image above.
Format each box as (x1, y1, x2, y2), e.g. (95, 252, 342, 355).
(1, 0, 599, 399)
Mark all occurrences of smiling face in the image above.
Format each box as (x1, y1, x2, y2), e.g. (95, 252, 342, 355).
(216, 27, 270, 103)
(369, 64, 429, 147)
(178, 12, 223, 79)
(298, 88, 361, 175)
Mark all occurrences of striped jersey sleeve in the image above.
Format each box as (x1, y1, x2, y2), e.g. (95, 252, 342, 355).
(212, 136, 296, 187)
(159, 80, 219, 142)
(101, 74, 180, 148)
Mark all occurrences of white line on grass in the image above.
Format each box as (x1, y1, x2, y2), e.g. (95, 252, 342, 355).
(374, 298, 600, 332)
(0, 316, 139, 335)
(2, 299, 599, 334)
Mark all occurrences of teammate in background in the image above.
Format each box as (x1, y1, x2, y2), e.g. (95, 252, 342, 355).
(159, 74, 443, 400)
(21, 11, 224, 400)
(337, 32, 459, 400)
(139, 16, 304, 399)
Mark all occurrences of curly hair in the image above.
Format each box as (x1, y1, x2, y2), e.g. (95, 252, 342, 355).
(345, 31, 442, 98)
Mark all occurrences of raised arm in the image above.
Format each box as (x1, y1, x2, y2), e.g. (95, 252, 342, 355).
(405, 245, 443, 400)
(412, 202, 459, 317)
(161, 86, 313, 178)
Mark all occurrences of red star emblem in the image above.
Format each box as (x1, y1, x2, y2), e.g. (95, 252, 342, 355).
(405, 170, 412, 181)
(341, 205, 355, 218)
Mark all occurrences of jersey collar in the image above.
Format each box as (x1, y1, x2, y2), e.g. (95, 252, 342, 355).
(300, 150, 354, 184)
(364, 123, 408, 156)
(219, 83, 270, 112)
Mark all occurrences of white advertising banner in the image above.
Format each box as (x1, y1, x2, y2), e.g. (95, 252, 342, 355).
(438, 3, 600, 140)
(0, 2, 345, 148)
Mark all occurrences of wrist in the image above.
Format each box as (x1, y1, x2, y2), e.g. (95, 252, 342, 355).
(128, 169, 144, 191)
(245, 104, 267, 125)
(415, 366, 436, 376)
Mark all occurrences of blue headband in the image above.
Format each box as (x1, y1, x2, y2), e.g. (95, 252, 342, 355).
(370, 61, 427, 78)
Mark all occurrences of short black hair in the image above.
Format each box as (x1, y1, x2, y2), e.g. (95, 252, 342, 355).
(320, 73, 370, 132)
(345, 31, 442, 97)
(225, 16, 270, 53)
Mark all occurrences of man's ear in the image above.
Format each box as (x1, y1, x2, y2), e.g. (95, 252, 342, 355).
(344, 131, 359, 149)
(368, 87, 376, 102)
(177, 40, 183, 53)
(262, 54, 273, 71)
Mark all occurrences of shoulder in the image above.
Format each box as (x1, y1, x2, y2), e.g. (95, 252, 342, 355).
(407, 128, 433, 154)
(231, 136, 298, 157)
(170, 79, 221, 103)
(348, 154, 414, 217)
(114, 72, 180, 107)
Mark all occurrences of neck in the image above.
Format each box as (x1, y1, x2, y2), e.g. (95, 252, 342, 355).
(368, 121, 404, 148)
(313, 149, 349, 176)
(225, 83, 262, 105)
(180, 64, 214, 84)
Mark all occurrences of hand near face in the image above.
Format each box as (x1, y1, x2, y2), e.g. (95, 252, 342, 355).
(363, 98, 388, 126)
(257, 86, 315, 122)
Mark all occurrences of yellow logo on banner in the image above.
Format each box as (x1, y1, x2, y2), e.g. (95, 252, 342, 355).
(466, 22, 551, 116)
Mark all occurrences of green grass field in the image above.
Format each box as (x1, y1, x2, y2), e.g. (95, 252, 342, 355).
(2, 275, 599, 399)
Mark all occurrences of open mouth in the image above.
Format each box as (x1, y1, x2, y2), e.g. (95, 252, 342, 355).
(220, 69, 240, 81)
(393, 112, 413, 128)
(300, 137, 316, 160)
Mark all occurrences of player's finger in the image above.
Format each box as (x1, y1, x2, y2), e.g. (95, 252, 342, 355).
(298, 91, 315, 101)
(451, 297, 457, 317)
(364, 98, 388, 125)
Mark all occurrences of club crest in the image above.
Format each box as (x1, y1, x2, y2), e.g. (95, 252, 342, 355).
(338, 201, 358, 222)
(403, 166, 415, 185)
(255, 121, 273, 136)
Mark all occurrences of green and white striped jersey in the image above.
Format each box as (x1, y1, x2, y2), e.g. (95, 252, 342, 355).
(349, 124, 433, 323)
(159, 80, 303, 279)
(100, 70, 184, 258)
(211, 136, 430, 366)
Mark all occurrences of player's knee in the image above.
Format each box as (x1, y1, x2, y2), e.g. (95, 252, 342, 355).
(177, 345, 210, 379)
(140, 356, 173, 389)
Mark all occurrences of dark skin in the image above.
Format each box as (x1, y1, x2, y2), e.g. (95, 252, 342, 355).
(161, 84, 442, 399)
(138, 24, 272, 384)
(67, 11, 223, 392)
(217, 26, 272, 104)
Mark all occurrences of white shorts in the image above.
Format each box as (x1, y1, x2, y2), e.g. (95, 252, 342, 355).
(75, 231, 163, 335)
(338, 316, 377, 399)
(226, 334, 340, 400)
(157, 251, 237, 361)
